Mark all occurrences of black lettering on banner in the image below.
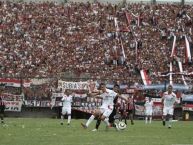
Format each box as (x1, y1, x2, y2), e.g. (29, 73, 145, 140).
(63, 82, 68, 89)
(10, 107, 19, 111)
(82, 83, 87, 90)
(74, 83, 78, 89)
(68, 83, 73, 89)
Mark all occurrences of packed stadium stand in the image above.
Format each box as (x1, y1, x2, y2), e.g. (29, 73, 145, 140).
(0, 0, 193, 101)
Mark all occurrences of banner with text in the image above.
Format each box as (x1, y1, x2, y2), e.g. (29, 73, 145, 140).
(1, 93, 24, 101)
(5, 101, 22, 112)
(134, 104, 163, 116)
(58, 81, 89, 90)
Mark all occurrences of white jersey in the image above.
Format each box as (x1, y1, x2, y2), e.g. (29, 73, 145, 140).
(163, 92, 176, 108)
(100, 89, 117, 109)
(61, 94, 73, 108)
(144, 100, 153, 111)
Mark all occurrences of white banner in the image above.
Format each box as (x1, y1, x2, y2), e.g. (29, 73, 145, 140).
(135, 104, 145, 116)
(52, 93, 63, 98)
(58, 81, 89, 90)
(1, 93, 24, 101)
(31, 78, 52, 85)
(50, 93, 63, 108)
(0, 78, 31, 88)
(135, 104, 163, 116)
(5, 101, 22, 112)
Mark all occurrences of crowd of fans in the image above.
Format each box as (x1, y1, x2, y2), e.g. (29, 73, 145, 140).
(1, 1, 193, 97)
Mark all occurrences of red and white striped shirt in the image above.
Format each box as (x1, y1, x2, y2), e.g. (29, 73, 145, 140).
(127, 97, 134, 110)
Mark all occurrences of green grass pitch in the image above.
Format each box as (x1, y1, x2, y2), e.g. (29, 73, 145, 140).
(0, 118, 193, 145)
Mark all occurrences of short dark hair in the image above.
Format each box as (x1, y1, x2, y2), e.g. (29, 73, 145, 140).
(99, 83, 106, 89)
(100, 83, 106, 86)
(168, 85, 173, 89)
(114, 84, 120, 89)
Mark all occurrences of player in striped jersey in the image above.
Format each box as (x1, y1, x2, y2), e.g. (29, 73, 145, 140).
(127, 96, 135, 125)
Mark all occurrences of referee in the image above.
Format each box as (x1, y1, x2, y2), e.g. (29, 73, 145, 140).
(0, 89, 5, 124)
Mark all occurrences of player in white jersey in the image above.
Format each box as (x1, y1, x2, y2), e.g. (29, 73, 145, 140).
(61, 89, 73, 125)
(144, 97, 153, 124)
(162, 85, 177, 129)
(81, 83, 125, 130)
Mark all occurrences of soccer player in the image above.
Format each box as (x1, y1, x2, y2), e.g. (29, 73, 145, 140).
(0, 89, 5, 124)
(162, 85, 177, 129)
(119, 99, 128, 125)
(60, 89, 73, 125)
(92, 84, 121, 131)
(127, 96, 135, 125)
(144, 97, 153, 124)
(81, 83, 125, 130)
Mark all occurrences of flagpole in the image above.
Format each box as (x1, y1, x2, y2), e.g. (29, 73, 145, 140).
(169, 62, 173, 85)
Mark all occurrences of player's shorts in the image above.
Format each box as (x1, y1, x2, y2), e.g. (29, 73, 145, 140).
(163, 107, 174, 116)
(100, 107, 113, 118)
(61, 107, 71, 115)
(145, 109, 153, 116)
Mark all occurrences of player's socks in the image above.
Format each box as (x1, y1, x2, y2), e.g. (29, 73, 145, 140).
(104, 118, 110, 127)
(145, 117, 148, 124)
(0, 116, 3, 124)
(168, 118, 172, 128)
(61, 115, 64, 125)
(124, 118, 127, 125)
(149, 117, 152, 124)
(67, 115, 71, 124)
(162, 119, 166, 126)
(86, 115, 95, 127)
(114, 123, 120, 131)
(96, 119, 101, 129)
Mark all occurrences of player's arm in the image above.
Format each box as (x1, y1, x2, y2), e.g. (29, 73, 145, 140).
(87, 90, 103, 98)
(173, 94, 178, 106)
(117, 94, 127, 102)
(144, 101, 147, 107)
(61, 97, 65, 102)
